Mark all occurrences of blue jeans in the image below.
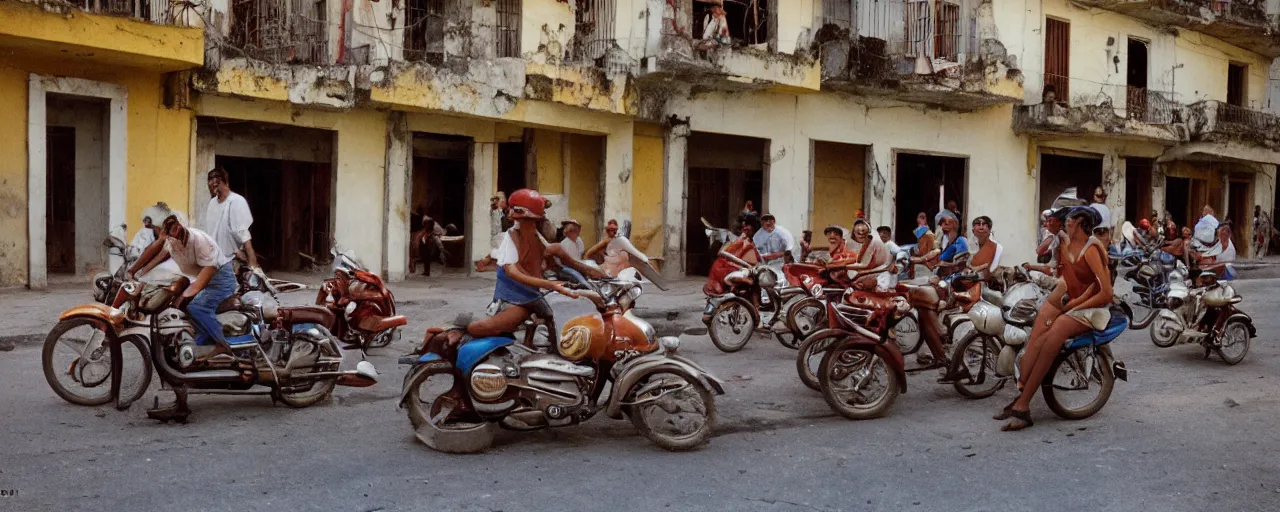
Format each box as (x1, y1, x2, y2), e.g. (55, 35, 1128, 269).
(188, 263, 236, 346)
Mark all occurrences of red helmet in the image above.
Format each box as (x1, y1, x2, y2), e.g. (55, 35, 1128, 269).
(507, 189, 547, 220)
(1139, 219, 1151, 230)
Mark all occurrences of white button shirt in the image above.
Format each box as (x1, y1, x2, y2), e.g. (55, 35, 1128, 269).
(204, 192, 254, 261)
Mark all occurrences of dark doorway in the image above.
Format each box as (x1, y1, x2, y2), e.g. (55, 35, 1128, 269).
(218, 156, 333, 272)
(894, 153, 967, 246)
(1228, 63, 1247, 107)
(1039, 153, 1102, 213)
(1125, 158, 1154, 224)
(411, 134, 471, 268)
(45, 126, 76, 274)
(1126, 38, 1149, 120)
(684, 132, 767, 275)
(1228, 181, 1249, 251)
(1044, 17, 1070, 104)
(1166, 176, 1190, 228)
(497, 141, 526, 198)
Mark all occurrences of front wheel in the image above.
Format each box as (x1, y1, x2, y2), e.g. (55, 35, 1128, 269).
(818, 344, 900, 420)
(626, 370, 717, 451)
(1149, 312, 1179, 348)
(949, 333, 1007, 399)
(405, 367, 495, 453)
(795, 331, 842, 391)
(277, 339, 339, 408)
(708, 297, 758, 353)
(1215, 319, 1251, 365)
(1041, 348, 1115, 420)
(43, 318, 151, 407)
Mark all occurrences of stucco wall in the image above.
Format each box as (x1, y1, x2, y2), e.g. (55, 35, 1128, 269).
(0, 56, 193, 287)
(522, 0, 575, 62)
(631, 122, 665, 257)
(196, 95, 389, 275)
(811, 141, 865, 235)
(669, 92, 1037, 264)
(568, 133, 603, 247)
(1023, 0, 1272, 108)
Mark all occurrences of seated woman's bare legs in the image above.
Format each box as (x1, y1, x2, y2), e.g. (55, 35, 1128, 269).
(1018, 306, 1063, 389)
(1001, 317, 1090, 431)
(467, 305, 530, 338)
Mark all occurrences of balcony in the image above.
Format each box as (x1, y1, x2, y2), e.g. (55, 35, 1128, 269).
(0, 0, 204, 71)
(1186, 100, 1280, 151)
(1014, 83, 1187, 143)
(1070, 0, 1280, 57)
(632, 0, 821, 93)
(817, 0, 1022, 111)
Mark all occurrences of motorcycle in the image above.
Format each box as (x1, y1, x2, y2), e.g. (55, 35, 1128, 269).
(399, 256, 723, 452)
(699, 218, 807, 352)
(944, 266, 1055, 398)
(816, 280, 1130, 421)
(317, 247, 406, 350)
(1148, 265, 1255, 364)
(44, 270, 377, 422)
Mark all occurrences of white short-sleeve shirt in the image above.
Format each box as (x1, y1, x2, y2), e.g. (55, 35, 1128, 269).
(204, 192, 254, 260)
(165, 227, 230, 276)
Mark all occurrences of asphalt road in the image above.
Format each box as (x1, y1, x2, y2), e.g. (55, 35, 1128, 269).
(2, 275, 1279, 512)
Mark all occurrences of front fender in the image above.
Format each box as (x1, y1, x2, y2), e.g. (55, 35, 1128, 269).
(831, 336, 908, 394)
(59, 303, 125, 331)
(397, 354, 455, 408)
(604, 353, 726, 420)
(1225, 311, 1256, 338)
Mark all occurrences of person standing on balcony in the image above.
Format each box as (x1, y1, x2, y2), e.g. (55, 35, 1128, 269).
(696, 0, 731, 51)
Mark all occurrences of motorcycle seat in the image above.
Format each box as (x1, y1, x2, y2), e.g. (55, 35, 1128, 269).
(277, 306, 336, 330)
(1063, 313, 1129, 351)
(216, 296, 243, 314)
(357, 315, 408, 332)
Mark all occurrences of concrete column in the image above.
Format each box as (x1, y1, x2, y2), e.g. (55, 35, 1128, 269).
(382, 112, 410, 282)
(469, 142, 497, 274)
(603, 122, 634, 228)
(764, 137, 810, 235)
(661, 122, 689, 278)
(1151, 162, 1167, 221)
(866, 146, 893, 228)
(1103, 151, 1125, 242)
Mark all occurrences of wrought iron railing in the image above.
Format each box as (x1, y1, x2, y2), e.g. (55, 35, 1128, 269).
(63, 0, 188, 24)
(858, 0, 972, 63)
(495, 0, 521, 58)
(573, 0, 616, 62)
(229, 0, 329, 64)
(1125, 87, 1181, 124)
(1202, 100, 1280, 132)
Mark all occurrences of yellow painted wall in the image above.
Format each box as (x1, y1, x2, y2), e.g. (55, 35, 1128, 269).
(811, 141, 865, 234)
(196, 95, 390, 275)
(568, 134, 602, 247)
(0, 56, 194, 287)
(533, 129, 564, 194)
(631, 123, 665, 257)
(0, 1, 203, 72)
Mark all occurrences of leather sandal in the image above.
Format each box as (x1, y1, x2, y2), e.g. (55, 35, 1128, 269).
(1000, 409, 1034, 431)
(992, 398, 1018, 420)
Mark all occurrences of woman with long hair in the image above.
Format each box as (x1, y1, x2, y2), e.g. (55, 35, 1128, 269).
(996, 206, 1113, 431)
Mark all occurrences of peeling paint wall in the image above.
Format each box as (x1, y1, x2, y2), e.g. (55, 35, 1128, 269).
(631, 122, 665, 257)
(0, 65, 28, 286)
(523, 0, 575, 63)
(568, 133, 603, 247)
(811, 141, 865, 235)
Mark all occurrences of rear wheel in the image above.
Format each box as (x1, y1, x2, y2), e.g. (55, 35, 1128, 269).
(708, 297, 757, 353)
(949, 333, 1006, 399)
(818, 344, 900, 420)
(1042, 348, 1114, 420)
(796, 331, 842, 391)
(1215, 320, 1250, 365)
(771, 294, 807, 350)
(405, 368, 494, 453)
(277, 339, 338, 408)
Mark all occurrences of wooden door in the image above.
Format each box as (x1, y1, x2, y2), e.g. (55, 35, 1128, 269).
(46, 126, 76, 274)
(685, 167, 731, 276)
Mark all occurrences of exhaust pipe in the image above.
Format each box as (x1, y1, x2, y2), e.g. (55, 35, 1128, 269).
(151, 338, 246, 384)
(335, 360, 379, 387)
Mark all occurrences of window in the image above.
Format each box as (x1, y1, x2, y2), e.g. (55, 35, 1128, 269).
(495, 0, 521, 58)
(1228, 62, 1247, 107)
(405, 0, 446, 62)
(693, 0, 771, 46)
(574, 0, 616, 61)
(230, 0, 328, 64)
(903, 1, 960, 61)
(1043, 17, 1070, 105)
(1126, 38, 1149, 121)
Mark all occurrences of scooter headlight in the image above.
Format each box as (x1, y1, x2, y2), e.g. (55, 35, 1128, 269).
(659, 336, 681, 353)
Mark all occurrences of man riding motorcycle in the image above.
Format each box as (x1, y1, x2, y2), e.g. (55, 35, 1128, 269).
(464, 189, 604, 342)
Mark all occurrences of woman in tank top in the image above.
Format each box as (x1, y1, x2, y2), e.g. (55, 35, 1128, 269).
(995, 206, 1113, 431)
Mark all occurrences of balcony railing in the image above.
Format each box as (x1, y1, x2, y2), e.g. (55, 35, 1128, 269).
(858, 0, 976, 65)
(1125, 87, 1182, 125)
(27, 0, 191, 24)
(1190, 100, 1280, 135)
(573, 0, 616, 63)
(229, 0, 329, 64)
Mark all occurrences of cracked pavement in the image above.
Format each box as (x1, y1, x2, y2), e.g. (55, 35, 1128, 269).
(1, 272, 1279, 511)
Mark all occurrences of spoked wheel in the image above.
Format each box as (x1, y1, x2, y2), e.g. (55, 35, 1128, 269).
(1215, 320, 1251, 365)
(891, 314, 923, 355)
(626, 370, 717, 451)
(1042, 347, 1115, 420)
(708, 297, 758, 353)
(771, 295, 808, 350)
(818, 344, 900, 420)
(405, 368, 495, 453)
(277, 340, 338, 408)
(949, 333, 1007, 399)
(42, 318, 151, 407)
(1149, 312, 1179, 348)
(795, 330, 842, 391)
